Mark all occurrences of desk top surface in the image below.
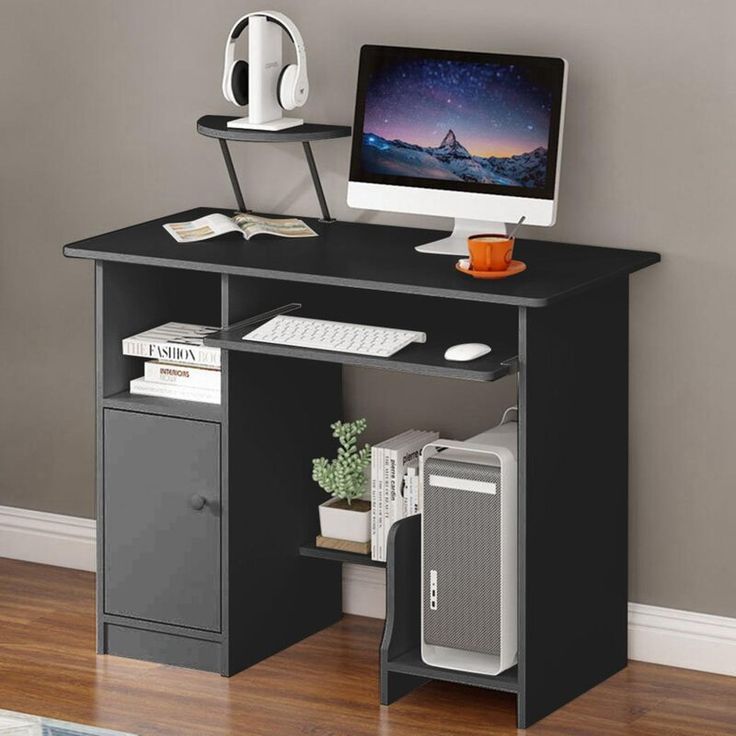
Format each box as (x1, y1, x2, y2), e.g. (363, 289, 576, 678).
(63, 207, 659, 307)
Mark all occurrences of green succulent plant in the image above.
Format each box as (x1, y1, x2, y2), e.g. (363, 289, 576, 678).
(312, 418, 371, 505)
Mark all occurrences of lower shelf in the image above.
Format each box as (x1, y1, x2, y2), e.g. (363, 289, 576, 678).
(387, 648, 518, 694)
(298, 542, 386, 568)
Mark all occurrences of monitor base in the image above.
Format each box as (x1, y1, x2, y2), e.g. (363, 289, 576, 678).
(415, 219, 508, 256)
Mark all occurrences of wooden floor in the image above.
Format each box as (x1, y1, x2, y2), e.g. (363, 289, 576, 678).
(1, 559, 735, 736)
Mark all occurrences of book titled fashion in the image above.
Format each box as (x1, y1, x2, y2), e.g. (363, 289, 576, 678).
(130, 377, 220, 405)
(163, 212, 317, 243)
(122, 323, 221, 368)
(144, 360, 221, 390)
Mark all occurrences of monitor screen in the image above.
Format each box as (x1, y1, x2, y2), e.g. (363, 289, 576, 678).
(349, 46, 566, 200)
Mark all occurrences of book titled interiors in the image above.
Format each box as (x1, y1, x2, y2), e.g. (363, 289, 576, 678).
(122, 323, 221, 367)
(144, 360, 221, 390)
(163, 212, 317, 243)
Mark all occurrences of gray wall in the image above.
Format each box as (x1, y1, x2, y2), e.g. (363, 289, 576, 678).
(1, 0, 734, 617)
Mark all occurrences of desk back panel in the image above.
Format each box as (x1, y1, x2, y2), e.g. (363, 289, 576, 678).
(223, 340, 343, 673)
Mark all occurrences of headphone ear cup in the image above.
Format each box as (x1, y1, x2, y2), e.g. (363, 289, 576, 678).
(277, 64, 299, 110)
(230, 60, 249, 106)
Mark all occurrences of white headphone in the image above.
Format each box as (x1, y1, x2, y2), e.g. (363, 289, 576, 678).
(222, 10, 309, 111)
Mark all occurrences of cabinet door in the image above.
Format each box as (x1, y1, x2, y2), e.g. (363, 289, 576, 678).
(103, 410, 221, 631)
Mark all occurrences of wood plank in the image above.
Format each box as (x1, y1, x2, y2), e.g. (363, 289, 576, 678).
(315, 535, 371, 555)
(1, 559, 736, 735)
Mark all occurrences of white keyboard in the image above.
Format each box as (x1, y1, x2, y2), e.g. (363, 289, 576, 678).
(243, 315, 426, 357)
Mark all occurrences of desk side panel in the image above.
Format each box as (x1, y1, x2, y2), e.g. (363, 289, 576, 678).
(518, 278, 629, 728)
(225, 350, 343, 674)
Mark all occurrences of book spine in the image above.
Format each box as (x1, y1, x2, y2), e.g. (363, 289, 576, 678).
(130, 378, 220, 405)
(381, 447, 391, 562)
(412, 472, 420, 515)
(404, 464, 418, 516)
(393, 444, 418, 525)
(144, 361, 221, 389)
(388, 449, 398, 537)
(401, 472, 410, 518)
(377, 446, 385, 562)
(370, 447, 379, 561)
(123, 339, 221, 368)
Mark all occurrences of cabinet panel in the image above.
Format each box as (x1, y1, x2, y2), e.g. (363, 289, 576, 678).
(103, 410, 221, 631)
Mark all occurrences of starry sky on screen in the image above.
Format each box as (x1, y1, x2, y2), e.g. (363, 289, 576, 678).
(363, 59, 553, 157)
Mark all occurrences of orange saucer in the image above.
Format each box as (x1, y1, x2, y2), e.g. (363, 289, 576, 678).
(456, 258, 527, 279)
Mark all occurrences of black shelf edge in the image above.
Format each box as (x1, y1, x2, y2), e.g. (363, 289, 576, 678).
(204, 317, 516, 383)
(102, 391, 222, 423)
(387, 648, 518, 694)
(197, 116, 351, 143)
(61, 244, 553, 307)
(299, 543, 386, 568)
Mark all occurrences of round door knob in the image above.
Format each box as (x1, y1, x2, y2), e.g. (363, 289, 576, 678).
(190, 494, 207, 511)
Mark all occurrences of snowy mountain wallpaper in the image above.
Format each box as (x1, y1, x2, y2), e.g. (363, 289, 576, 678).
(361, 58, 554, 188)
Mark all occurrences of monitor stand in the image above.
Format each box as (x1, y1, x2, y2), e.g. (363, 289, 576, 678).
(415, 219, 508, 256)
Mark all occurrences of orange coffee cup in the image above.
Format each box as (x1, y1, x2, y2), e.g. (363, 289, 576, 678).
(468, 233, 514, 272)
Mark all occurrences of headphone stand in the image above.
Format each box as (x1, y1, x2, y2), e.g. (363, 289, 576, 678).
(225, 17, 301, 132)
(226, 116, 304, 132)
(197, 115, 351, 223)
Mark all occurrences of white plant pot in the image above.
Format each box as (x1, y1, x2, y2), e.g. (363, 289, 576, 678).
(318, 497, 371, 543)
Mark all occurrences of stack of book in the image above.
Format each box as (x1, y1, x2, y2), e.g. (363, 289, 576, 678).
(370, 429, 439, 562)
(122, 322, 222, 404)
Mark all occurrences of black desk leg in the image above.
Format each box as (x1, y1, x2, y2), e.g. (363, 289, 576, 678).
(302, 142, 335, 223)
(517, 277, 630, 728)
(218, 139, 247, 212)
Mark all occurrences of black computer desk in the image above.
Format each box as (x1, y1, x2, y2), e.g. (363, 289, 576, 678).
(64, 208, 659, 728)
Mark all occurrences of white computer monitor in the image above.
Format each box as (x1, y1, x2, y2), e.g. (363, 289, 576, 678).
(347, 46, 568, 254)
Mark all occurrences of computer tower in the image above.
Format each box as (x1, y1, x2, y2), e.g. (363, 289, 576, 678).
(420, 420, 518, 676)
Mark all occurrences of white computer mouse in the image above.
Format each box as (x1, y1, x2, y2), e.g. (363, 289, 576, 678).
(444, 343, 492, 362)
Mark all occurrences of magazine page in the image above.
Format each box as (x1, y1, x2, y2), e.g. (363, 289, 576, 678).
(163, 214, 242, 243)
(232, 212, 317, 239)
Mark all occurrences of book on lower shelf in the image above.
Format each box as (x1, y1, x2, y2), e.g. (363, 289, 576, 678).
(129, 377, 220, 405)
(144, 360, 221, 390)
(370, 429, 438, 562)
(122, 322, 221, 368)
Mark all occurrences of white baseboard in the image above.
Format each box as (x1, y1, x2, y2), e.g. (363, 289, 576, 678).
(1, 506, 733, 678)
(628, 602, 736, 677)
(0, 505, 96, 572)
(342, 564, 385, 619)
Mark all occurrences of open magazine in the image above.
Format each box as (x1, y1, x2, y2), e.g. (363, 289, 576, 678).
(163, 212, 317, 243)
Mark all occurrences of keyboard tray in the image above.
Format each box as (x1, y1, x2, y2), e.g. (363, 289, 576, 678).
(204, 305, 517, 383)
